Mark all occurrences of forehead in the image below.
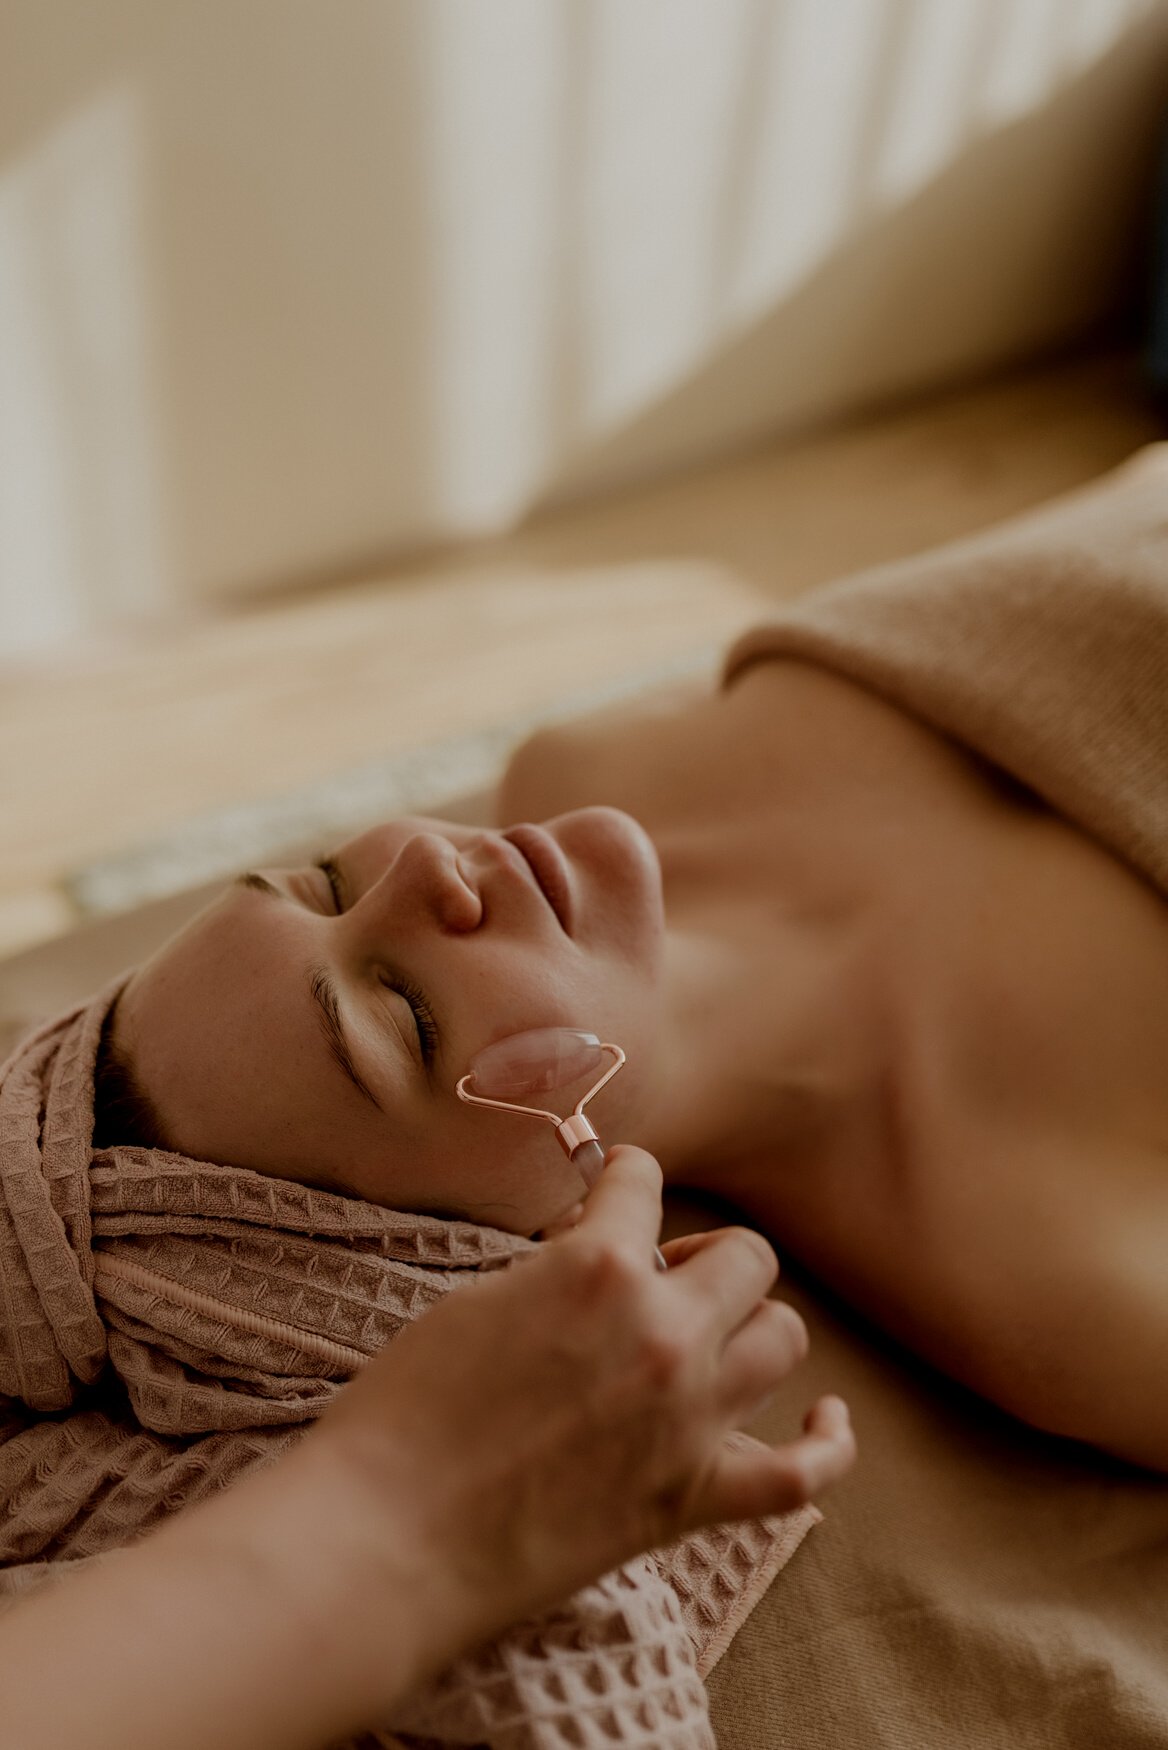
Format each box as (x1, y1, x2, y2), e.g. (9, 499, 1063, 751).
(120, 887, 410, 1172)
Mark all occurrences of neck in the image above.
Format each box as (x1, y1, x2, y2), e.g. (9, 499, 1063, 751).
(632, 833, 888, 1209)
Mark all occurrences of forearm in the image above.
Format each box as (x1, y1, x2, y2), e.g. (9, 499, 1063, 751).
(0, 1146, 855, 1749)
(0, 1441, 459, 1750)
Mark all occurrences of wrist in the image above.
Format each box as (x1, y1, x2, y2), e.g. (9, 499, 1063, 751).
(238, 1430, 487, 1724)
(0, 1437, 481, 1750)
(161, 1433, 475, 1741)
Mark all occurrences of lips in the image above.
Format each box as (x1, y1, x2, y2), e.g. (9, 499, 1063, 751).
(502, 825, 573, 934)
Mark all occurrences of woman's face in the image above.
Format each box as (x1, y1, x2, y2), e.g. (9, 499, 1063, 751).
(115, 807, 666, 1233)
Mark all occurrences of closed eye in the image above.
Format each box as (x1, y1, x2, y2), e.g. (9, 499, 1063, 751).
(317, 856, 345, 912)
(314, 856, 440, 1069)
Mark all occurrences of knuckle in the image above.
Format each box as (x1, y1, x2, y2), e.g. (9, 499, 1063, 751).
(774, 1300, 809, 1362)
(636, 1326, 689, 1389)
(567, 1236, 644, 1301)
(725, 1225, 778, 1274)
(757, 1298, 808, 1369)
(777, 1450, 815, 1504)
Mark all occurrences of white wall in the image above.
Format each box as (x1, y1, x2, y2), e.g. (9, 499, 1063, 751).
(2, 0, 1167, 659)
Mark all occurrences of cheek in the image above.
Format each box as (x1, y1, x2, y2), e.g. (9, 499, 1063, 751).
(449, 950, 594, 1076)
(422, 1107, 584, 1233)
(458, 1061, 654, 1222)
(421, 950, 660, 1220)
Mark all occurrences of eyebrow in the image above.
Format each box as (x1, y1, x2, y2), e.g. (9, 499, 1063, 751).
(236, 870, 281, 896)
(235, 870, 385, 1111)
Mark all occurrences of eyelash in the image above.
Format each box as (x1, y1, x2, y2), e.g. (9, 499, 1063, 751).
(316, 857, 440, 1066)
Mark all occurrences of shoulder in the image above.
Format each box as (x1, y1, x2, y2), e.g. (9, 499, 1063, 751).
(982, 1176, 1168, 1473)
(492, 675, 718, 827)
(890, 1113, 1168, 1473)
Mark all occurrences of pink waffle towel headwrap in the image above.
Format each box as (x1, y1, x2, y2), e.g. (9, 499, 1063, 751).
(0, 977, 818, 1750)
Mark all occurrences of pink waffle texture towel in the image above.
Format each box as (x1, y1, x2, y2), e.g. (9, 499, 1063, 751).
(0, 975, 818, 1750)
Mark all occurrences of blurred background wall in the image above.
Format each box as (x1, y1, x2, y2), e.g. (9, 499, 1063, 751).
(3, 0, 1168, 662)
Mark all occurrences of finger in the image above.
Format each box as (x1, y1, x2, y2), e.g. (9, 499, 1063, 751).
(666, 1224, 779, 1338)
(695, 1397, 856, 1523)
(658, 1227, 778, 1272)
(715, 1299, 810, 1413)
(572, 1144, 664, 1261)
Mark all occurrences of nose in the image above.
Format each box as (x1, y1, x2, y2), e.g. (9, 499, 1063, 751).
(363, 832, 483, 932)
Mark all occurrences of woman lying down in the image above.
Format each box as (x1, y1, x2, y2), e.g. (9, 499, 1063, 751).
(3, 445, 1168, 1737)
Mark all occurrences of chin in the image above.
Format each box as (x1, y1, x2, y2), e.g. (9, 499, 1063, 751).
(533, 1194, 586, 1241)
(549, 806, 665, 942)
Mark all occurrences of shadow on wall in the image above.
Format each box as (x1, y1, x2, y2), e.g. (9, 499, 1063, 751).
(0, 2, 439, 654)
(536, 11, 1168, 510)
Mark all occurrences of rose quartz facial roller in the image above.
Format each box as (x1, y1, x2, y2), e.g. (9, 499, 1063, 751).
(456, 1027, 667, 1269)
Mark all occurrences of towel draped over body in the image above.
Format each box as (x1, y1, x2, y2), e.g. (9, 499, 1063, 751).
(722, 441, 1168, 903)
(0, 977, 815, 1750)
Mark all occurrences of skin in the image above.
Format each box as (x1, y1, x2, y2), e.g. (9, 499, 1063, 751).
(495, 660, 1168, 1468)
(117, 806, 671, 1232)
(118, 791, 875, 1236)
(0, 1147, 856, 1750)
(116, 656, 1168, 1464)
